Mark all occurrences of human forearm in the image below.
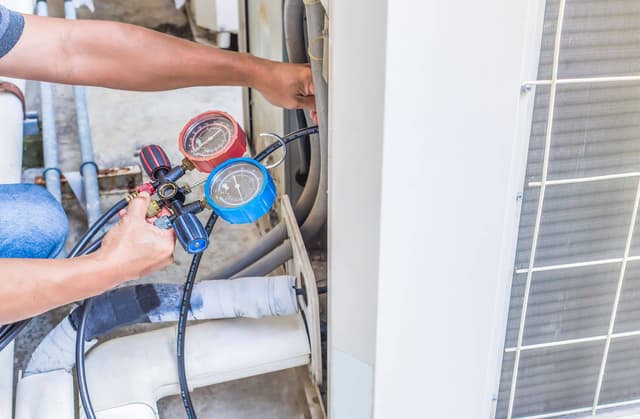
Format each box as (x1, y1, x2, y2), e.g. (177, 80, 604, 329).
(2, 15, 261, 90)
(0, 254, 120, 323)
(0, 193, 175, 324)
(0, 13, 315, 109)
(58, 19, 268, 91)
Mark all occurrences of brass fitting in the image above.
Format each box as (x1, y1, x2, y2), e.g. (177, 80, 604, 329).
(146, 200, 162, 218)
(181, 158, 195, 171)
(125, 191, 139, 202)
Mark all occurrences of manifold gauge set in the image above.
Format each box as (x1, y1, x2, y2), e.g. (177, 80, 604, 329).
(137, 110, 279, 255)
(179, 110, 276, 225)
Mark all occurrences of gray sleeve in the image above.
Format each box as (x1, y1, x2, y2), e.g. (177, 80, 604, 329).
(0, 4, 25, 58)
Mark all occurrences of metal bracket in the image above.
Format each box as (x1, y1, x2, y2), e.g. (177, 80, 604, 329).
(35, 165, 143, 201)
(23, 111, 40, 137)
(281, 195, 323, 387)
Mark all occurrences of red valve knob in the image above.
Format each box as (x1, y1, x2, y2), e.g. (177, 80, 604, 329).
(140, 144, 171, 180)
(137, 182, 156, 195)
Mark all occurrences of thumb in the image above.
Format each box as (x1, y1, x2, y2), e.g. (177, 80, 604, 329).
(126, 192, 151, 220)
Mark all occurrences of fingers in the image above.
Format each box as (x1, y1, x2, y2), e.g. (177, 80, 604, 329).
(310, 110, 318, 124)
(159, 228, 176, 240)
(296, 94, 316, 110)
(298, 64, 314, 96)
(125, 192, 151, 220)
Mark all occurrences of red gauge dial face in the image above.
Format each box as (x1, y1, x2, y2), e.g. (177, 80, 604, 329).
(178, 111, 247, 172)
(183, 116, 234, 158)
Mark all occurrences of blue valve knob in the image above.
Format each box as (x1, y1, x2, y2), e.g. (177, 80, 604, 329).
(173, 212, 209, 254)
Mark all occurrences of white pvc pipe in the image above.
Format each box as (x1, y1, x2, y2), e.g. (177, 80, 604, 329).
(15, 316, 310, 419)
(0, 77, 22, 419)
(0, 3, 35, 418)
(0, 342, 14, 419)
(0, 78, 24, 183)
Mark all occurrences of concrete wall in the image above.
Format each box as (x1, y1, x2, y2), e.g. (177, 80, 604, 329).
(329, 0, 541, 417)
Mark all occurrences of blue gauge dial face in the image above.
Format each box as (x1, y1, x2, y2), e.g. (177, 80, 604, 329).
(183, 116, 234, 158)
(208, 162, 265, 208)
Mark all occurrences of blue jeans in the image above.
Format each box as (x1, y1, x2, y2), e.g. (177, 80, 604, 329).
(0, 184, 69, 258)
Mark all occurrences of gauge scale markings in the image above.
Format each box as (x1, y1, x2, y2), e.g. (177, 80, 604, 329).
(185, 119, 233, 158)
(210, 163, 264, 208)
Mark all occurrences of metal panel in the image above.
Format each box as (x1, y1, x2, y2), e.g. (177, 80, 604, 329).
(497, 0, 640, 417)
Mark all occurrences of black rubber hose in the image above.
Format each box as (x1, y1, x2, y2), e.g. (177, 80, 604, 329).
(74, 235, 105, 419)
(76, 299, 97, 419)
(254, 126, 318, 162)
(69, 199, 127, 257)
(81, 237, 104, 255)
(73, 202, 130, 419)
(294, 109, 311, 180)
(0, 323, 26, 352)
(177, 213, 218, 419)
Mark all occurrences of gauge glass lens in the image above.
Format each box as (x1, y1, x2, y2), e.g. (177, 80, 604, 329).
(183, 116, 235, 158)
(209, 162, 264, 208)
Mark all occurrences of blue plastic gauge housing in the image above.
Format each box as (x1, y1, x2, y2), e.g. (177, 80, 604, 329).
(204, 157, 276, 224)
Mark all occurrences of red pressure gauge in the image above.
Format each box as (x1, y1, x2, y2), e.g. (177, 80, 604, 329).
(178, 110, 247, 172)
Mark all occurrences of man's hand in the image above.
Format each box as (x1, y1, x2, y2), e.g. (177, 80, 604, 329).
(251, 61, 315, 110)
(94, 192, 176, 285)
(0, 192, 176, 323)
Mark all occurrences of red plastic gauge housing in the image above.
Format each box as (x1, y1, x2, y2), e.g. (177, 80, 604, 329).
(178, 110, 247, 173)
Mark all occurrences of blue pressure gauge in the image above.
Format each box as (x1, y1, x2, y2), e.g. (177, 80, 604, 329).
(204, 157, 276, 224)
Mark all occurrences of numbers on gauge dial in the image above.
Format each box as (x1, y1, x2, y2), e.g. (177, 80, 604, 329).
(184, 117, 234, 158)
(209, 163, 264, 207)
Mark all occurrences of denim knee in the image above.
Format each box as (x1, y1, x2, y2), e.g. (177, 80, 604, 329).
(0, 184, 69, 258)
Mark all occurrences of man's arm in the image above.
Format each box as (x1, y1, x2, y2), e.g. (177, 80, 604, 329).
(0, 13, 315, 109)
(0, 193, 175, 324)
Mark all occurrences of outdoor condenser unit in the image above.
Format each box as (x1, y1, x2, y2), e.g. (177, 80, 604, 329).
(496, 0, 640, 418)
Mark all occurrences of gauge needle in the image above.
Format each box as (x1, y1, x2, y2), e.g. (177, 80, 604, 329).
(197, 128, 222, 150)
(233, 175, 244, 201)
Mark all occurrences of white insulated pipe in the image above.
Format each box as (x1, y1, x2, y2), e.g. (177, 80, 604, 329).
(0, 3, 35, 418)
(15, 316, 310, 419)
(25, 276, 299, 375)
(0, 76, 24, 183)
